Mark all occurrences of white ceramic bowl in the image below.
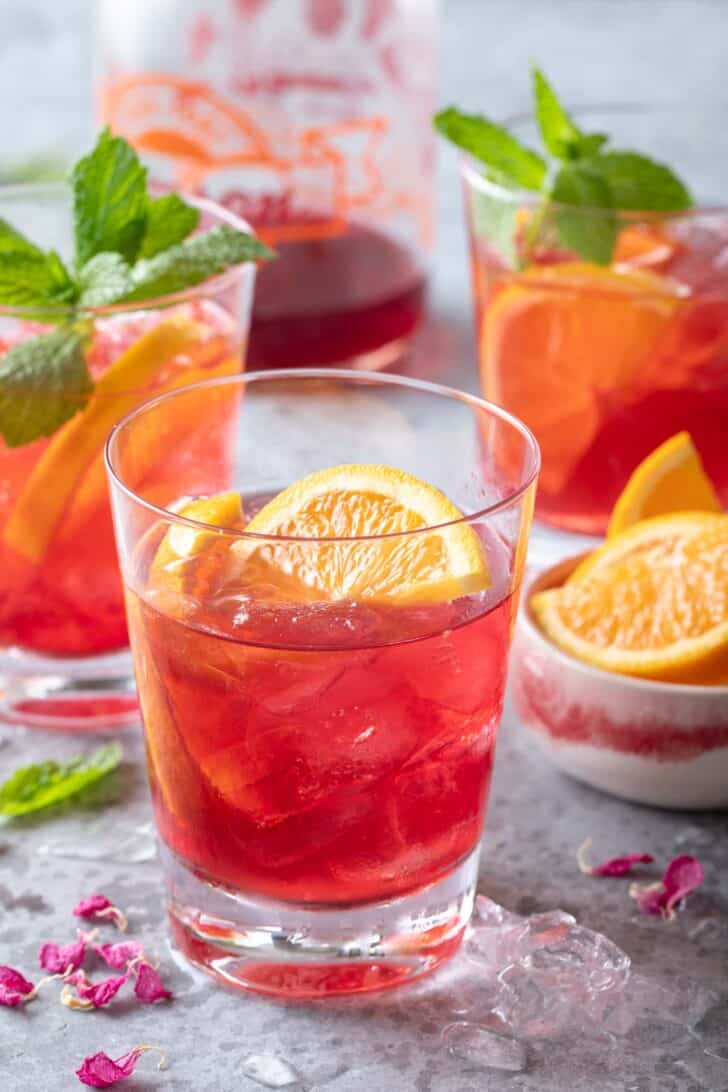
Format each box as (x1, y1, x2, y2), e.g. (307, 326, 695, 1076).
(512, 557, 728, 810)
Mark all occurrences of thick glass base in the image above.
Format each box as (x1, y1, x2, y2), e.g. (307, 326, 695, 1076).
(0, 647, 138, 731)
(165, 845, 479, 999)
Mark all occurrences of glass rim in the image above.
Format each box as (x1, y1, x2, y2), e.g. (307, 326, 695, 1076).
(460, 100, 728, 219)
(105, 368, 541, 545)
(0, 180, 256, 320)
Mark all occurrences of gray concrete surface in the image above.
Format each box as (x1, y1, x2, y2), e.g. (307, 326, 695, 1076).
(1, 2, 727, 1090)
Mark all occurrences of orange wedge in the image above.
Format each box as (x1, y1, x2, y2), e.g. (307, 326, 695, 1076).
(480, 263, 680, 495)
(3, 318, 217, 563)
(532, 512, 728, 684)
(614, 223, 678, 270)
(147, 491, 244, 613)
(235, 464, 489, 605)
(607, 432, 722, 537)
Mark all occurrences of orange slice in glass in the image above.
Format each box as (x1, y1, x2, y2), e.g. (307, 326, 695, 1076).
(480, 263, 681, 495)
(148, 491, 244, 613)
(236, 464, 490, 605)
(532, 512, 728, 684)
(3, 318, 215, 563)
(607, 431, 723, 537)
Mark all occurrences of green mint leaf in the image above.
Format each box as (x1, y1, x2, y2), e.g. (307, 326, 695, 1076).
(532, 67, 582, 159)
(0, 219, 76, 309)
(79, 252, 134, 308)
(140, 194, 200, 259)
(0, 217, 46, 258)
(434, 107, 547, 191)
(0, 327, 92, 447)
(589, 150, 693, 212)
(0, 247, 77, 311)
(0, 741, 122, 817)
(573, 133, 609, 158)
(124, 224, 275, 303)
(72, 127, 149, 268)
(550, 162, 617, 264)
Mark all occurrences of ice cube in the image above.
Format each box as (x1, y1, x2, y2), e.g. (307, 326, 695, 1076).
(495, 963, 574, 1038)
(241, 1054, 300, 1088)
(444, 1022, 527, 1072)
(525, 925, 630, 994)
(473, 895, 521, 928)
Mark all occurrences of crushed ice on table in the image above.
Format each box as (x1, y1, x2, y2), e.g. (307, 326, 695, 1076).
(241, 1054, 300, 1088)
(444, 1022, 527, 1072)
(450, 894, 717, 1059)
(37, 820, 157, 864)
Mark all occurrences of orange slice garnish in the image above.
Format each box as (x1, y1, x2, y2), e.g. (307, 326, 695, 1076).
(3, 318, 216, 563)
(532, 512, 728, 684)
(480, 263, 681, 495)
(235, 464, 490, 605)
(607, 432, 723, 537)
(148, 491, 244, 611)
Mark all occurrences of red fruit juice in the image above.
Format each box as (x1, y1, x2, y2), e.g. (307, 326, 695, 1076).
(0, 303, 241, 658)
(129, 520, 513, 906)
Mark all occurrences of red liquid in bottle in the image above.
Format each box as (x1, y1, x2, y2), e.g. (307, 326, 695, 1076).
(248, 222, 426, 369)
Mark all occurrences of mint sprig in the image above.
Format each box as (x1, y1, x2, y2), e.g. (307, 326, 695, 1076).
(0, 328, 91, 447)
(0, 127, 274, 448)
(434, 66, 693, 267)
(0, 741, 122, 817)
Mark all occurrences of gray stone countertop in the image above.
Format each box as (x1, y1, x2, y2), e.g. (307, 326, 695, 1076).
(1, 2, 727, 1089)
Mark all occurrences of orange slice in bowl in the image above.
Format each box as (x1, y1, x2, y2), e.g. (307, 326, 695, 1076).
(480, 263, 680, 495)
(532, 512, 728, 684)
(607, 431, 722, 537)
(236, 464, 489, 605)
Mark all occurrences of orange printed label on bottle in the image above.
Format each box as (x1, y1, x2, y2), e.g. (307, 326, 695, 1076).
(100, 74, 431, 247)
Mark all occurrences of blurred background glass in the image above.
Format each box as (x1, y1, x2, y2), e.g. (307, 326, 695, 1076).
(0, 0, 725, 386)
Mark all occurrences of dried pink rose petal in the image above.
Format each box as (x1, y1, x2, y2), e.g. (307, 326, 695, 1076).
(62, 969, 129, 1009)
(73, 894, 128, 932)
(630, 854, 705, 919)
(577, 837, 654, 877)
(133, 961, 172, 1004)
(76, 1046, 165, 1088)
(93, 940, 143, 970)
(39, 936, 87, 974)
(0, 965, 36, 1007)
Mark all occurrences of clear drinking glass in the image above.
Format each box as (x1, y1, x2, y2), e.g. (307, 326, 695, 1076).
(0, 183, 255, 731)
(106, 369, 539, 998)
(96, 0, 438, 371)
(462, 105, 728, 551)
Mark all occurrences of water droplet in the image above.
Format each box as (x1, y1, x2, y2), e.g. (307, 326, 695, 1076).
(242, 1054, 300, 1088)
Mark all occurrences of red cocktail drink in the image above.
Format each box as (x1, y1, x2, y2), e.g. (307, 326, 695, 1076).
(128, 547, 513, 906)
(0, 183, 255, 729)
(107, 371, 539, 997)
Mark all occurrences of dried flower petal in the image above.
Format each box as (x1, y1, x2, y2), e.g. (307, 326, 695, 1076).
(133, 961, 172, 1004)
(73, 894, 128, 932)
(0, 965, 36, 1007)
(39, 936, 86, 974)
(76, 1046, 165, 1088)
(630, 854, 705, 919)
(61, 981, 94, 1011)
(62, 969, 129, 1009)
(93, 941, 143, 970)
(577, 837, 654, 877)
